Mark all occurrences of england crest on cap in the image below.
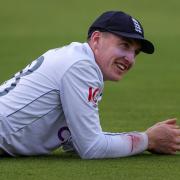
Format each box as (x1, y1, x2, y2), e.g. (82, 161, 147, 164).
(132, 18, 142, 34)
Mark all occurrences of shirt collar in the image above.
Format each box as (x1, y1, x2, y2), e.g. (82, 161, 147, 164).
(83, 42, 96, 62)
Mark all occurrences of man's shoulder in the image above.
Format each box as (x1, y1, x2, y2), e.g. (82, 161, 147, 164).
(42, 42, 103, 80)
(45, 42, 93, 61)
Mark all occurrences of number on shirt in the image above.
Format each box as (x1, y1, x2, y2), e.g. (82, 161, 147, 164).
(0, 56, 44, 96)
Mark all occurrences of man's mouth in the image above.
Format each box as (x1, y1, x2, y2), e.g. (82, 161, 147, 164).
(116, 62, 129, 71)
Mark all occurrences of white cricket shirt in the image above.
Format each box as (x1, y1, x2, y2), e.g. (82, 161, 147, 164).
(0, 42, 148, 159)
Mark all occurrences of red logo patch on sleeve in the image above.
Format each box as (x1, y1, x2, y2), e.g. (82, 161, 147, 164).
(88, 87, 102, 107)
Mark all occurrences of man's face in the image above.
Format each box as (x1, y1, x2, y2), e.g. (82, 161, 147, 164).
(90, 31, 141, 81)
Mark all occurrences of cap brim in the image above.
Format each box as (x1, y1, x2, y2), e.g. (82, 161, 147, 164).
(108, 31, 155, 54)
(139, 39, 154, 54)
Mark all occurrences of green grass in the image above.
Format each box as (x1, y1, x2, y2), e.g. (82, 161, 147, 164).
(1, 152, 180, 180)
(1, 0, 180, 179)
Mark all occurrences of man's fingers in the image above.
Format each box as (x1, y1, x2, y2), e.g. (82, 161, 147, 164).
(172, 144, 180, 151)
(175, 136, 180, 143)
(160, 118, 177, 125)
(147, 118, 180, 154)
(168, 124, 180, 129)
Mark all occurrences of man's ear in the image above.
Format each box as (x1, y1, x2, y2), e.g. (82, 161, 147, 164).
(89, 31, 101, 50)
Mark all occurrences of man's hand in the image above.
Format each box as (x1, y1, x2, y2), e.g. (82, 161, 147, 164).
(146, 118, 180, 154)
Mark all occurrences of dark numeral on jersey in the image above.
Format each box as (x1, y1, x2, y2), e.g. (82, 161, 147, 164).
(0, 56, 44, 96)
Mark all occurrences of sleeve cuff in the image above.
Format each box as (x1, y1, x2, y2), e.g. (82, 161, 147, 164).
(127, 132, 149, 155)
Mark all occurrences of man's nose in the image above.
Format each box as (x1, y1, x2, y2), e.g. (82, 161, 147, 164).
(124, 50, 135, 63)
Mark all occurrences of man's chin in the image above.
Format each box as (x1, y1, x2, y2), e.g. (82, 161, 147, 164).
(104, 75, 123, 82)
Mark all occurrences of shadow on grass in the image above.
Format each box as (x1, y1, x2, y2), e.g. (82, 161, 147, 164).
(1, 151, 180, 162)
(0, 149, 83, 163)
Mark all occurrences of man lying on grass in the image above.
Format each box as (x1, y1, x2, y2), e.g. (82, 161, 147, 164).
(0, 11, 179, 159)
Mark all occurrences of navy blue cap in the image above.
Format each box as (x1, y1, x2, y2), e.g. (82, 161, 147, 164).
(88, 11, 154, 54)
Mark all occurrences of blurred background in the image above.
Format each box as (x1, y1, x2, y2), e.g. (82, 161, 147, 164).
(0, 0, 180, 132)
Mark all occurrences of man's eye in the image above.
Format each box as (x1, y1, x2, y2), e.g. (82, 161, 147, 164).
(121, 43, 129, 49)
